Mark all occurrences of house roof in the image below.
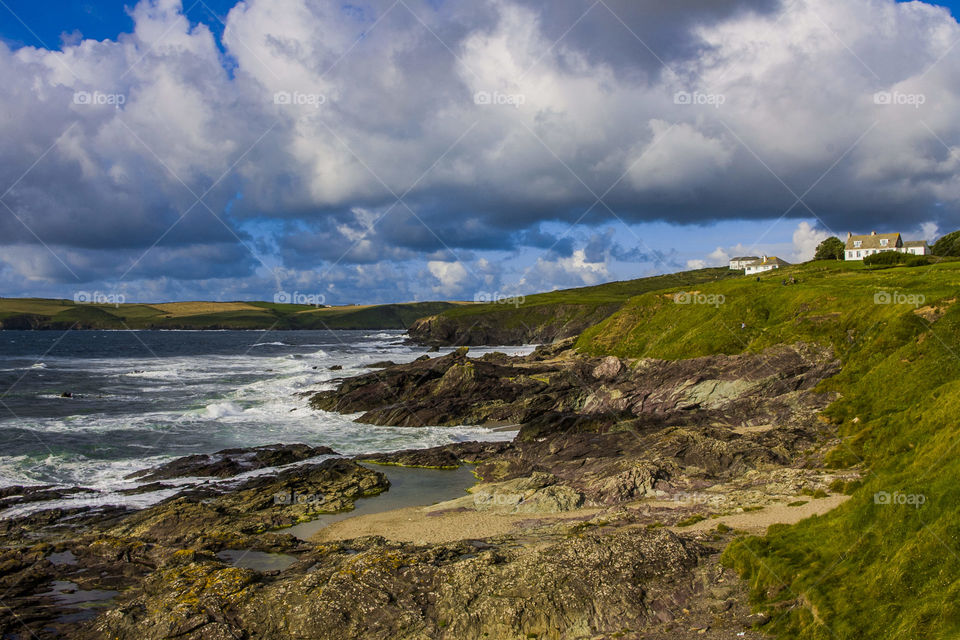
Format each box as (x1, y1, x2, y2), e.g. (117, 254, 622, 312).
(745, 256, 790, 267)
(730, 256, 759, 261)
(845, 232, 901, 250)
(904, 240, 929, 248)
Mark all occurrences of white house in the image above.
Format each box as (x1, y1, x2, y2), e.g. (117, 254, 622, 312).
(729, 256, 760, 270)
(744, 255, 790, 275)
(903, 240, 930, 256)
(844, 231, 930, 260)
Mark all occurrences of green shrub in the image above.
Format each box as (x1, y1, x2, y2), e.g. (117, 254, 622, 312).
(863, 251, 906, 267)
(676, 514, 707, 527)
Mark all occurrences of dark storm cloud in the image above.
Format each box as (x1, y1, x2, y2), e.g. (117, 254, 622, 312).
(513, 0, 782, 78)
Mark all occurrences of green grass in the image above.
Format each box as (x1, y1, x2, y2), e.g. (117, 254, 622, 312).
(0, 298, 460, 330)
(574, 258, 960, 639)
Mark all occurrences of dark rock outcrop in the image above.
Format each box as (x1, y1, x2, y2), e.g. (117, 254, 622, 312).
(127, 443, 338, 481)
(357, 441, 513, 468)
(309, 342, 840, 431)
(112, 459, 387, 544)
(407, 303, 622, 346)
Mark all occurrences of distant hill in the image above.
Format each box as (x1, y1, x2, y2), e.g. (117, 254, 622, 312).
(0, 298, 463, 331)
(407, 267, 741, 345)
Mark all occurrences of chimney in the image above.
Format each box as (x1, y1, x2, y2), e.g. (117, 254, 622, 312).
(847, 232, 852, 239)
(871, 230, 877, 235)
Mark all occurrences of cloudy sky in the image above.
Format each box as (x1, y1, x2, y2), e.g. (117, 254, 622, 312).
(0, 0, 958, 304)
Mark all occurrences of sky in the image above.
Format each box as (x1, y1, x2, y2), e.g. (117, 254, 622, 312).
(0, 0, 958, 304)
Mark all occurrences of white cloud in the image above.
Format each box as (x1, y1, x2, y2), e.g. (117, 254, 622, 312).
(919, 221, 940, 241)
(516, 249, 610, 292)
(791, 222, 830, 262)
(427, 261, 469, 295)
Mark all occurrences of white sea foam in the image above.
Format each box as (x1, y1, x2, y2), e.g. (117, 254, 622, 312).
(0, 331, 533, 516)
(202, 401, 247, 419)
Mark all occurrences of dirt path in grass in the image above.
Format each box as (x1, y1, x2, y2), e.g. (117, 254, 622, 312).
(675, 494, 851, 534)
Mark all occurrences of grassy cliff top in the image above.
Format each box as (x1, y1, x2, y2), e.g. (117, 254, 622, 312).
(578, 258, 960, 638)
(438, 267, 740, 318)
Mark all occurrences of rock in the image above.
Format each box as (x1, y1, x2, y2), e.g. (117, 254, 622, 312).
(592, 355, 623, 379)
(310, 343, 839, 434)
(82, 528, 702, 640)
(110, 459, 388, 544)
(329, 365, 343, 371)
(127, 443, 338, 481)
(366, 360, 396, 368)
(358, 441, 513, 469)
(0, 485, 99, 511)
(463, 473, 584, 513)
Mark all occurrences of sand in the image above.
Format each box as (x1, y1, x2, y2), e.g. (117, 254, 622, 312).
(308, 492, 850, 545)
(310, 505, 605, 545)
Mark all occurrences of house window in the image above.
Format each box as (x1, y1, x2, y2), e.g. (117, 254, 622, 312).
(880, 239, 888, 247)
(854, 240, 862, 248)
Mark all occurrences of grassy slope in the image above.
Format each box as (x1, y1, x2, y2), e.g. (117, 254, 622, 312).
(413, 267, 740, 336)
(0, 299, 461, 330)
(577, 259, 960, 639)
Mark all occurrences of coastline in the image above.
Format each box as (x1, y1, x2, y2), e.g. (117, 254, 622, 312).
(0, 332, 858, 638)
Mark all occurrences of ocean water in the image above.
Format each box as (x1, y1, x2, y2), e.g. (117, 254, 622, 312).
(0, 330, 534, 515)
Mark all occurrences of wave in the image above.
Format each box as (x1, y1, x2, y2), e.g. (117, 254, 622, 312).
(122, 369, 181, 379)
(202, 401, 246, 419)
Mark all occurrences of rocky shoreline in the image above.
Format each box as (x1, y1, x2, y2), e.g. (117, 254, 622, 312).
(0, 340, 858, 639)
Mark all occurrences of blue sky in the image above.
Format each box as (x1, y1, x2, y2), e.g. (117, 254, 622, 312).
(0, 0, 958, 303)
(0, 1, 237, 48)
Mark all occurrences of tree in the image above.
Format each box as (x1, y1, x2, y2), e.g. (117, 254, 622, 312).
(932, 230, 960, 257)
(813, 236, 845, 260)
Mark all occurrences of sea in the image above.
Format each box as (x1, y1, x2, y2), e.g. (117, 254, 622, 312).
(0, 330, 534, 516)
